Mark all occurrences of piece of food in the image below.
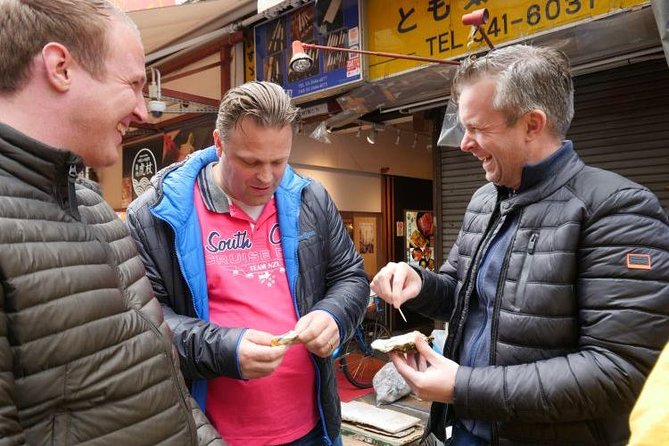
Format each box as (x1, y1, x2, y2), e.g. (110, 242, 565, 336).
(370, 331, 433, 353)
(411, 247, 423, 261)
(409, 229, 427, 248)
(417, 212, 433, 237)
(270, 330, 299, 346)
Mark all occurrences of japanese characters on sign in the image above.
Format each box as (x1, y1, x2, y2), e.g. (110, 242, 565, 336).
(366, 0, 649, 80)
(254, 0, 363, 100)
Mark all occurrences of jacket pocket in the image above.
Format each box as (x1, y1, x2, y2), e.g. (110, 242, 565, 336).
(515, 232, 538, 311)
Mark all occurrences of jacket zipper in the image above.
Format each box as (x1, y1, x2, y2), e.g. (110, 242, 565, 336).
(67, 161, 80, 219)
(287, 194, 332, 445)
(515, 232, 538, 312)
(488, 214, 522, 445)
(437, 201, 502, 442)
(447, 205, 502, 359)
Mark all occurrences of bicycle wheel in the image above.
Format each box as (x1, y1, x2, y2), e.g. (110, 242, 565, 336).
(340, 321, 391, 389)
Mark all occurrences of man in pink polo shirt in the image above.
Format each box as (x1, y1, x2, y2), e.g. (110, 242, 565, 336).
(127, 81, 369, 445)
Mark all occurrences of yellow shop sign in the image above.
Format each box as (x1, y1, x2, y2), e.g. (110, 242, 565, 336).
(366, 0, 649, 80)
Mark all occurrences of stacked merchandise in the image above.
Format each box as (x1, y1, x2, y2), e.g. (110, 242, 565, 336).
(340, 401, 423, 446)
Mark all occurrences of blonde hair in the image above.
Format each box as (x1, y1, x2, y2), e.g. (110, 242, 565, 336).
(216, 81, 298, 141)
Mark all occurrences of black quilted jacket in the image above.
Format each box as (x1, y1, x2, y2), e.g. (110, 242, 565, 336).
(408, 144, 669, 445)
(0, 123, 222, 445)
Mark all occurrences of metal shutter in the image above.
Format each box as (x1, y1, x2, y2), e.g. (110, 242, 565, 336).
(569, 59, 669, 210)
(437, 59, 669, 262)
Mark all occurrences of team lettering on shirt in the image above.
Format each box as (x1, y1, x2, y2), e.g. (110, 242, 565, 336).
(203, 224, 284, 287)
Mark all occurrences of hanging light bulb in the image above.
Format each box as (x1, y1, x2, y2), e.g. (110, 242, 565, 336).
(366, 127, 377, 144)
(411, 133, 418, 149)
(355, 127, 361, 138)
(395, 128, 401, 145)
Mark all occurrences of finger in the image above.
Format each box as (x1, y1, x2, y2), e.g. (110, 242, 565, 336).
(293, 313, 312, 335)
(371, 263, 396, 303)
(414, 335, 441, 363)
(405, 351, 418, 370)
(390, 264, 408, 308)
(240, 344, 287, 378)
(296, 311, 337, 346)
(417, 350, 428, 372)
(243, 329, 276, 347)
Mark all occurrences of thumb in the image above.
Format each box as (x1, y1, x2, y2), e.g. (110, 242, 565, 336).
(244, 329, 274, 346)
(414, 334, 440, 362)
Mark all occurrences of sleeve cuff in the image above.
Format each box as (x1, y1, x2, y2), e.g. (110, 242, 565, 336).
(453, 365, 473, 416)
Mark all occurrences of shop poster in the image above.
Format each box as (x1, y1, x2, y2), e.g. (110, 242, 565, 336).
(405, 210, 435, 271)
(254, 0, 362, 100)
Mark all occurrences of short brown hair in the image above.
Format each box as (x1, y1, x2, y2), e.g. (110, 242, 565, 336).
(0, 0, 129, 93)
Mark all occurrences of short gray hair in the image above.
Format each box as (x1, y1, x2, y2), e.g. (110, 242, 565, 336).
(216, 81, 298, 141)
(452, 44, 574, 138)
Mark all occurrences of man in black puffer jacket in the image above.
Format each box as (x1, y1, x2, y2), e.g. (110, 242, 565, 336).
(371, 45, 669, 445)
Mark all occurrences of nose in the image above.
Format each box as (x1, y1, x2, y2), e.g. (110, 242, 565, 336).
(460, 129, 475, 153)
(257, 164, 272, 184)
(133, 95, 149, 123)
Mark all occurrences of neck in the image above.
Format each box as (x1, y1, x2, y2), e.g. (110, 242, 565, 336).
(526, 134, 563, 164)
(0, 88, 69, 151)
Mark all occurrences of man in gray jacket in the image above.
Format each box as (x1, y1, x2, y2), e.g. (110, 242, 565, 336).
(371, 45, 669, 445)
(0, 1, 222, 444)
(126, 81, 369, 445)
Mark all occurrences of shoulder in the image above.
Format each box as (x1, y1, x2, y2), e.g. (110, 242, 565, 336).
(127, 183, 159, 217)
(467, 183, 498, 211)
(569, 166, 666, 220)
(300, 177, 334, 214)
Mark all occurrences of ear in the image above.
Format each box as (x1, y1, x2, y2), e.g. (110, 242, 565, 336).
(213, 129, 224, 157)
(42, 42, 74, 92)
(524, 109, 547, 141)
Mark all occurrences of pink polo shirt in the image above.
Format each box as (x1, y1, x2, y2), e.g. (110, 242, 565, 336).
(194, 184, 317, 445)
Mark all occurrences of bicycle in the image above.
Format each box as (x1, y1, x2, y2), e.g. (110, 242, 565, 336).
(335, 295, 392, 388)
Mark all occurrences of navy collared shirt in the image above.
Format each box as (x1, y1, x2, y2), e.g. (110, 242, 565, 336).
(457, 141, 573, 442)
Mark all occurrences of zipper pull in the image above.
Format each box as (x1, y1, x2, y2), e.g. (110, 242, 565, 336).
(68, 163, 78, 181)
(527, 233, 538, 254)
(67, 161, 81, 219)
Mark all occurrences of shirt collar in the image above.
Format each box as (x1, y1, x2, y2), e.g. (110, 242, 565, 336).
(517, 140, 573, 193)
(197, 161, 231, 214)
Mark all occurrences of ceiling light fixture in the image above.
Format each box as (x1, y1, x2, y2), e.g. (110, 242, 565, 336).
(395, 128, 401, 145)
(366, 127, 377, 144)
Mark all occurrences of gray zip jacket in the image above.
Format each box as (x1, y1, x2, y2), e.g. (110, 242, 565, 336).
(0, 122, 222, 445)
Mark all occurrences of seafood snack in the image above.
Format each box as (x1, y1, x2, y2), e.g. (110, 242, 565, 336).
(270, 330, 300, 346)
(370, 331, 433, 353)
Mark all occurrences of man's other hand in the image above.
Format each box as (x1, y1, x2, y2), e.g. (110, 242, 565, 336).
(371, 262, 422, 310)
(295, 310, 340, 358)
(390, 334, 458, 403)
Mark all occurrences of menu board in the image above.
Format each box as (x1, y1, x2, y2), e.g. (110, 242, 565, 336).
(254, 0, 363, 100)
